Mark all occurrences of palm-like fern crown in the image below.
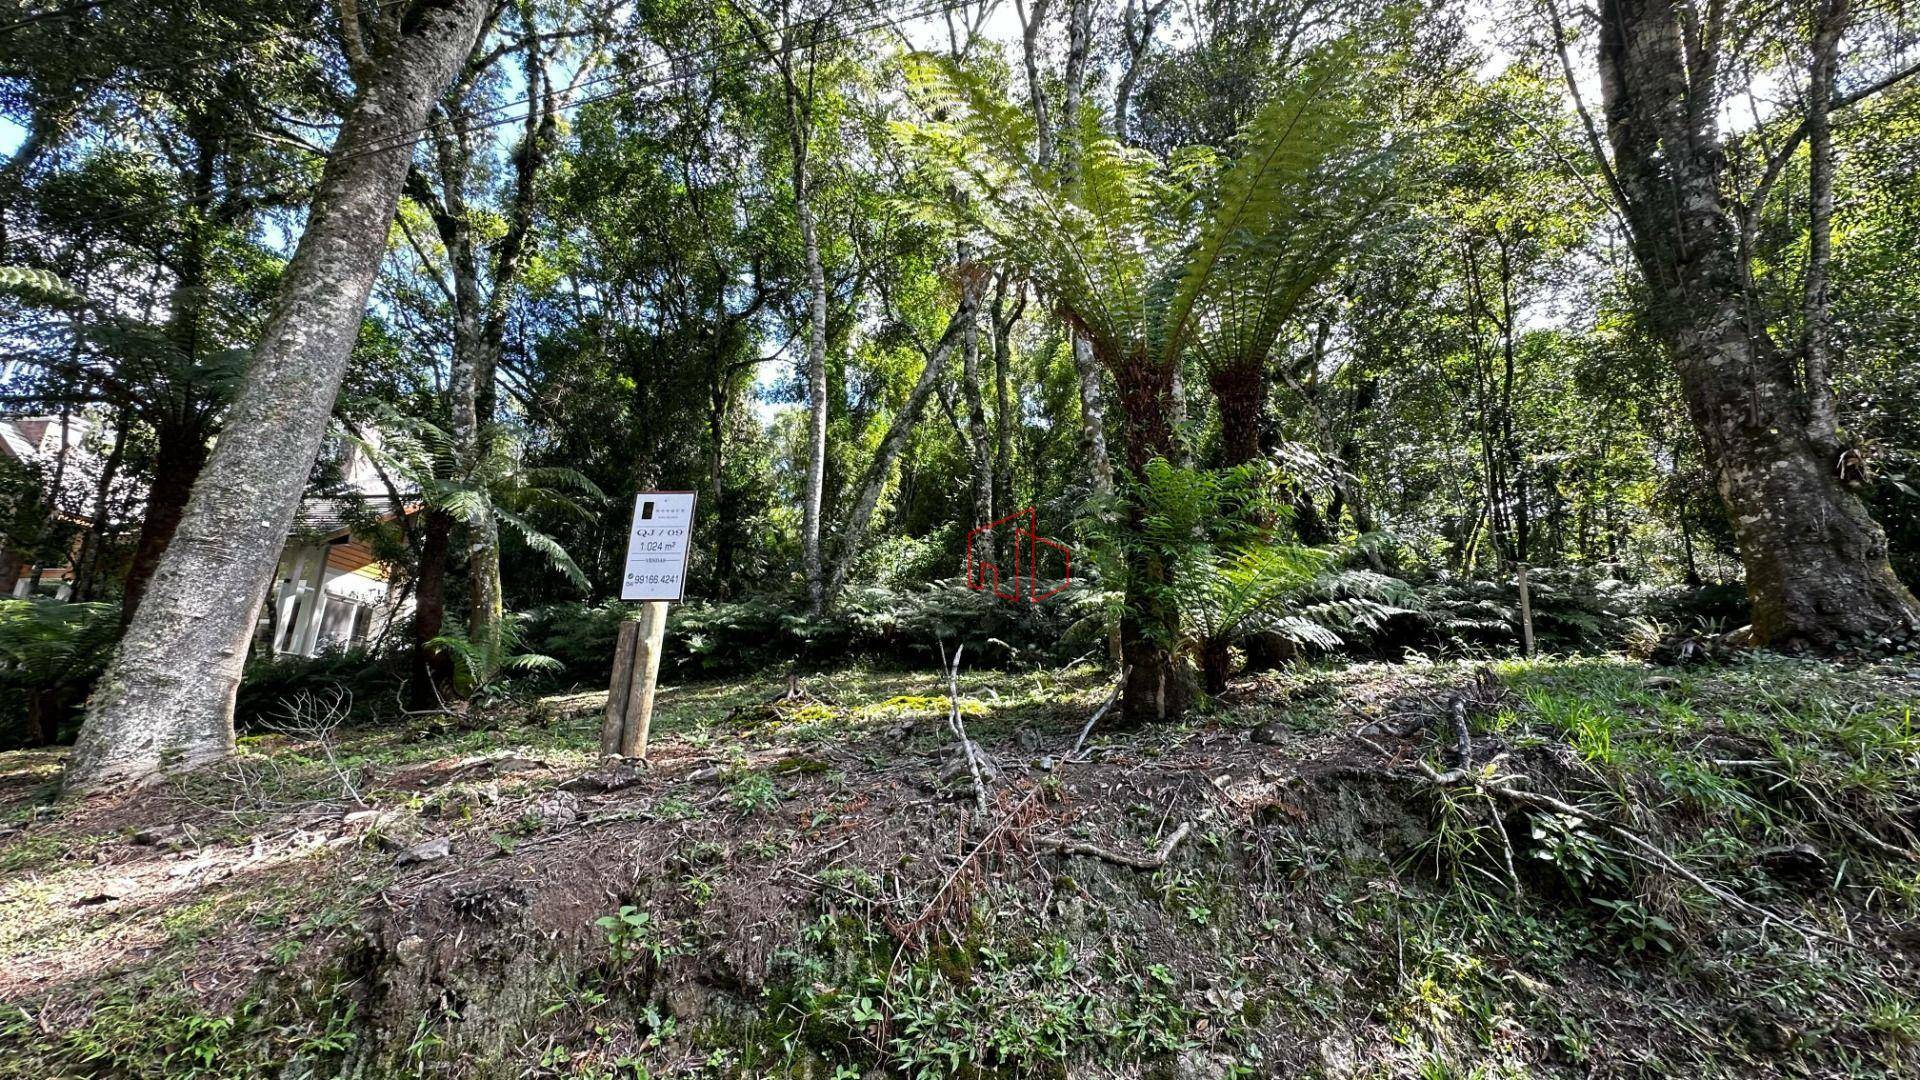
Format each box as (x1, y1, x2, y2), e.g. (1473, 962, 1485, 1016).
(896, 39, 1401, 375)
(343, 411, 605, 592)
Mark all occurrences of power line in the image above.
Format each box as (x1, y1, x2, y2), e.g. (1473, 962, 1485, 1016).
(63, 0, 969, 237)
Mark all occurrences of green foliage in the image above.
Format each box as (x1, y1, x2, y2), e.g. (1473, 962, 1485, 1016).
(597, 905, 677, 967)
(431, 611, 563, 700)
(523, 577, 1114, 685)
(233, 645, 402, 731)
(0, 598, 117, 745)
(900, 39, 1399, 388)
(0, 266, 82, 307)
(345, 414, 604, 592)
(0, 597, 116, 689)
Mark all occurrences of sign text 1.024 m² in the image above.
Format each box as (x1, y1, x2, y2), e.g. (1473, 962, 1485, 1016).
(619, 491, 696, 601)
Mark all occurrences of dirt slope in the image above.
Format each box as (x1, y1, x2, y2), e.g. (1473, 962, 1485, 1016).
(3, 657, 1918, 1078)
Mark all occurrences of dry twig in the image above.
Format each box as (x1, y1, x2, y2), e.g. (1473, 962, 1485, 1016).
(1036, 810, 1209, 870)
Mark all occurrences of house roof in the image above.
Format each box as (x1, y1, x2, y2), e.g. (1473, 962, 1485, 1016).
(0, 419, 35, 463)
(290, 495, 414, 540)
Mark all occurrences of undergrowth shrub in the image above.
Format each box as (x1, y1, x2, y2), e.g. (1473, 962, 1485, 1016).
(524, 574, 1116, 685)
(234, 645, 404, 731)
(1343, 570, 1750, 658)
(0, 598, 117, 748)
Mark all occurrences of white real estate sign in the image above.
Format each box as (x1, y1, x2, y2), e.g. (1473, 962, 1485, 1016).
(619, 491, 697, 601)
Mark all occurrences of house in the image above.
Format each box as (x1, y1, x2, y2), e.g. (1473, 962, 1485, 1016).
(0, 414, 100, 599)
(255, 490, 415, 657)
(3, 414, 418, 658)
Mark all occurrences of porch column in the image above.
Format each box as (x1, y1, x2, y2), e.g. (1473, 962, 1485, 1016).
(272, 547, 310, 653)
(294, 544, 331, 656)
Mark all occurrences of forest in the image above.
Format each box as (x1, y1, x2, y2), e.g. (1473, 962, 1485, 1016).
(0, 0, 1918, 1075)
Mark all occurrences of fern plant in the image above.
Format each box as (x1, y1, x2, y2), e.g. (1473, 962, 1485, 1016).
(0, 266, 82, 307)
(0, 599, 118, 745)
(429, 611, 562, 700)
(1085, 458, 1410, 692)
(346, 412, 603, 592)
(897, 40, 1405, 719)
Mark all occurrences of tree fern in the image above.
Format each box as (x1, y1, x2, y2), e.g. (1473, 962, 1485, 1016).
(342, 411, 603, 591)
(898, 38, 1399, 383)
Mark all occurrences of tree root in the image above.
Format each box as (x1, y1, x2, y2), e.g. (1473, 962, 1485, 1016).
(1036, 810, 1209, 871)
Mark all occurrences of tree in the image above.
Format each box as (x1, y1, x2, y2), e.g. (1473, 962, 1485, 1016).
(739, 0, 840, 614)
(903, 46, 1387, 721)
(0, 0, 330, 623)
(404, 0, 610, 689)
(65, 0, 493, 792)
(1569, 0, 1917, 646)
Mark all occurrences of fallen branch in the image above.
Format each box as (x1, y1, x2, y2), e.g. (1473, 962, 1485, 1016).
(941, 642, 991, 817)
(1036, 811, 1206, 871)
(1070, 665, 1129, 759)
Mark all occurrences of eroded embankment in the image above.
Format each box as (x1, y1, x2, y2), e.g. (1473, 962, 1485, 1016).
(4, 657, 1919, 1078)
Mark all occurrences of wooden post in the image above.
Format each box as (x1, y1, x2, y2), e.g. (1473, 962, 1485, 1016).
(600, 620, 639, 754)
(601, 601, 669, 759)
(1516, 563, 1535, 658)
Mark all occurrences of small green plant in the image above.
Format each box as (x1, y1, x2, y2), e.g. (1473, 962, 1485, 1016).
(653, 795, 701, 821)
(727, 771, 780, 814)
(597, 905, 675, 965)
(1529, 812, 1624, 892)
(1589, 896, 1678, 954)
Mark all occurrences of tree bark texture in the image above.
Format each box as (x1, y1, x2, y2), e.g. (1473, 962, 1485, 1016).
(1210, 360, 1263, 468)
(1107, 345, 1195, 725)
(66, 0, 492, 792)
(1596, 0, 1915, 647)
(118, 417, 209, 625)
(409, 507, 456, 710)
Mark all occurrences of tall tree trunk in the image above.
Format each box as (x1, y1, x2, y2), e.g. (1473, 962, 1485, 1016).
(826, 298, 976, 601)
(1801, 0, 1847, 449)
(409, 507, 455, 709)
(1212, 358, 1295, 672)
(709, 375, 736, 596)
(990, 277, 1022, 517)
(1114, 0, 1171, 144)
(66, 0, 492, 793)
(1072, 339, 1115, 499)
(1211, 360, 1263, 468)
(1596, 0, 1915, 648)
(1107, 345, 1195, 724)
(1013, 0, 1054, 167)
(960, 262, 993, 557)
(0, 547, 22, 596)
(121, 133, 225, 623)
(119, 417, 209, 624)
(797, 184, 830, 613)
(461, 33, 563, 671)
(72, 409, 128, 601)
(770, 42, 831, 615)
(1061, 0, 1090, 154)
